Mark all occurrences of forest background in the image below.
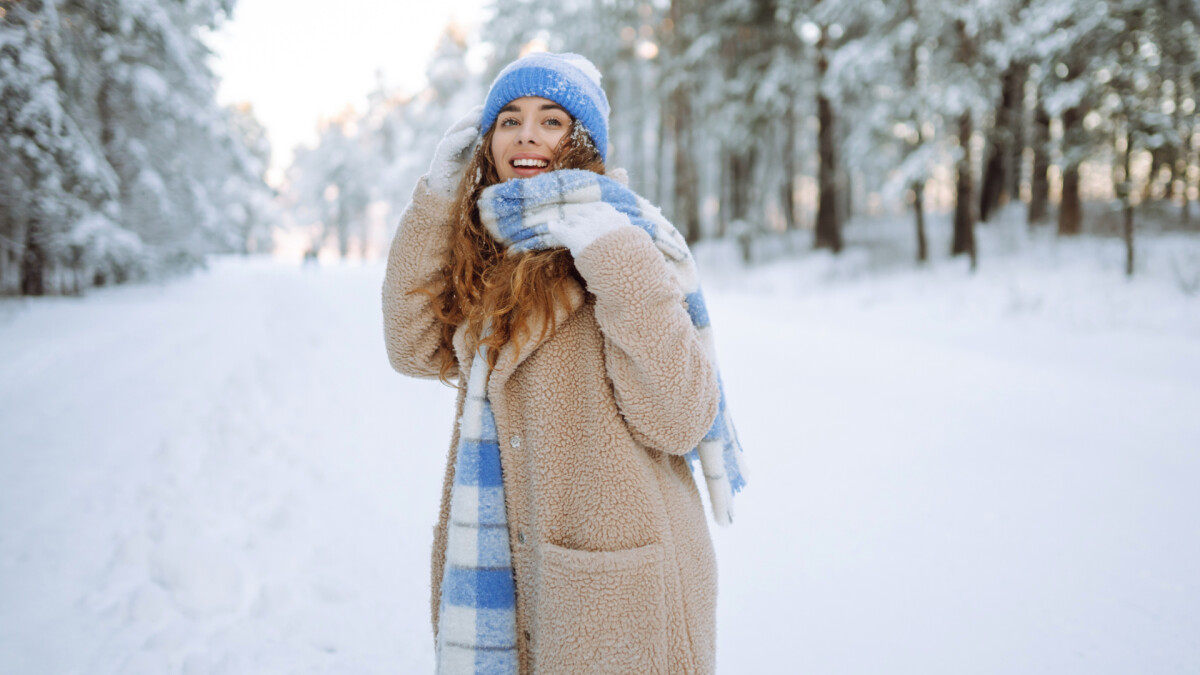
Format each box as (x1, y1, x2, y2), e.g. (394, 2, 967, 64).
(4, 0, 1200, 297)
(4, 3, 1200, 671)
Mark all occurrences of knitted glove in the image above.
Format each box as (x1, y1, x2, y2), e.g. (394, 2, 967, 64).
(426, 105, 483, 198)
(498, 202, 632, 257)
(546, 202, 633, 257)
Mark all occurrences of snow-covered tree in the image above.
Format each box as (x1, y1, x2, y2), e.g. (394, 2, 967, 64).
(1, 0, 121, 293)
(286, 116, 372, 258)
(222, 103, 279, 254)
(831, 0, 936, 261)
(275, 0, 1200, 281)
(0, 0, 276, 295)
(283, 24, 483, 258)
(1019, 0, 1200, 251)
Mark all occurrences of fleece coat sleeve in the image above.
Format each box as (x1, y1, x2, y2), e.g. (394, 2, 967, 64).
(571, 226, 721, 456)
(382, 177, 455, 379)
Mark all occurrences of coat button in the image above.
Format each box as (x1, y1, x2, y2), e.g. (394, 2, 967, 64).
(524, 630, 532, 642)
(510, 435, 521, 448)
(517, 531, 526, 544)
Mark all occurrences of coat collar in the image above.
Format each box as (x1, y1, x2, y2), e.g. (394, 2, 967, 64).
(451, 277, 586, 394)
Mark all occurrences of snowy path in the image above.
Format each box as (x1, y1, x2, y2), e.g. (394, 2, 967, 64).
(2, 252, 1199, 673)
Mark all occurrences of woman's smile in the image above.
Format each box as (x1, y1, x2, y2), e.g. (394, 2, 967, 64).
(509, 153, 552, 177)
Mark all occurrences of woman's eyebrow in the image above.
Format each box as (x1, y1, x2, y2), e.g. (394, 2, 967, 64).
(499, 103, 566, 114)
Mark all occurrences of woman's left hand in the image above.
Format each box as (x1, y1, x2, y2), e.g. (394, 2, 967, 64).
(503, 202, 636, 257)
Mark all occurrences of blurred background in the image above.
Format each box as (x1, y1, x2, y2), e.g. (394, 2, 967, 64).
(2, 0, 1200, 673)
(4, 0, 1200, 280)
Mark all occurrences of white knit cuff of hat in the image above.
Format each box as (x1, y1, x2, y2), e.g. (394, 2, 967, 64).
(546, 202, 632, 258)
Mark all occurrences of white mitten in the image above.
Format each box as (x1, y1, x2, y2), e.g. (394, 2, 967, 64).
(545, 202, 634, 257)
(427, 105, 484, 198)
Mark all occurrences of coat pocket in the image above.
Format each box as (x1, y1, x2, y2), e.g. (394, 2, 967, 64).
(534, 541, 668, 674)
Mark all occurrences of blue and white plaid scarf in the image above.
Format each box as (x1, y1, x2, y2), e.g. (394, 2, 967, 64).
(479, 168, 748, 525)
(435, 341, 518, 674)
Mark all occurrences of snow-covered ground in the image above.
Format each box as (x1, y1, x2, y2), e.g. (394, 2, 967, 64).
(2, 214, 1199, 674)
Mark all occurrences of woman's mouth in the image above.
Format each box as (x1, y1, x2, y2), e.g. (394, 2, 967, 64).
(511, 156, 550, 176)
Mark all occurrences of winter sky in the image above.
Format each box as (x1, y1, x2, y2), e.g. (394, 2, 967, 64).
(207, 0, 489, 185)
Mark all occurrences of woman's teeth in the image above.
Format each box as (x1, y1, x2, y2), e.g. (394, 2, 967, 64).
(512, 158, 548, 168)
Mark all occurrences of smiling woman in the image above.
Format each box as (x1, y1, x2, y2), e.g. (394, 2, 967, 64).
(381, 51, 746, 675)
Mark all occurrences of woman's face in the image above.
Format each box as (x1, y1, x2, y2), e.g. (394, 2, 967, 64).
(490, 96, 572, 182)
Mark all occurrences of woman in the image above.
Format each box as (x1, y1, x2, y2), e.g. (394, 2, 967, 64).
(383, 52, 745, 674)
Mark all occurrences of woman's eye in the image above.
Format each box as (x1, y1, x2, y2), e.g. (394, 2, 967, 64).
(500, 118, 518, 127)
(544, 118, 563, 127)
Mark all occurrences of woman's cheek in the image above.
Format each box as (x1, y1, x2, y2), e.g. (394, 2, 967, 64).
(547, 129, 569, 153)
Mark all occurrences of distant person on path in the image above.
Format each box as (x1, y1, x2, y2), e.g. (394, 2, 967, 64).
(382, 52, 746, 674)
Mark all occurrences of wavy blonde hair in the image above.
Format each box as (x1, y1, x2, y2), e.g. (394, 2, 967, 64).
(415, 119, 605, 381)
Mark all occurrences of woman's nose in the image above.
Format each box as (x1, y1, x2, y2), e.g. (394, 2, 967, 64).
(517, 121, 538, 144)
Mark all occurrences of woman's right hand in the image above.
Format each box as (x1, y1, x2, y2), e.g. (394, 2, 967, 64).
(427, 105, 484, 198)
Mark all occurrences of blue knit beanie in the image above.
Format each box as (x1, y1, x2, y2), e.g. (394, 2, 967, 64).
(481, 52, 611, 162)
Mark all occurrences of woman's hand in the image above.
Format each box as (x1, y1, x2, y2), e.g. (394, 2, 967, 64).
(546, 203, 633, 257)
(427, 105, 484, 198)
(498, 202, 635, 257)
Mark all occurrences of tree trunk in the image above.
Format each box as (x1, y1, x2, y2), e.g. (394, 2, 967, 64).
(1122, 124, 1135, 277)
(1005, 64, 1026, 205)
(951, 19, 977, 269)
(1058, 104, 1084, 236)
(668, 0, 700, 244)
(1, 233, 23, 296)
(1029, 97, 1051, 224)
(781, 91, 798, 230)
(671, 86, 700, 244)
(0, 240, 12, 295)
(1148, 146, 1170, 202)
(1110, 126, 1123, 204)
(20, 226, 46, 296)
(1059, 164, 1083, 235)
(717, 148, 731, 239)
(980, 138, 1005, 223)
(657, 95, 670, 212)
(0, 170, 19, 294)
(815, 91, 841, 251)
(1170, 65, 1184, 204)
(981, 63, 1026, 223)
(912, 180, 928, 263)
(1185, 117, 1194, 224)
(952, 110, 977, 268)
(903, 0, 927, 260)
(728, 147, 755, 227)
(635, 63, 651, 199)
(841, 168, 853, 222)
(814, 28, 841, 252)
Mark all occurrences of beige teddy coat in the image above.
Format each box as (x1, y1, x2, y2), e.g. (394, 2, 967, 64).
(382, 178, 721, 674)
